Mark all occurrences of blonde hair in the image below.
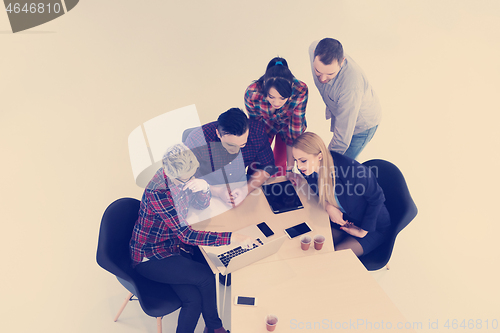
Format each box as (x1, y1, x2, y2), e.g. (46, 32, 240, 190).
(292, 132, 336, 209)
(162, 143, 199, 178)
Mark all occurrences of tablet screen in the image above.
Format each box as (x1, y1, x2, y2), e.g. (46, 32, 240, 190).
(262, 180, 304, 214)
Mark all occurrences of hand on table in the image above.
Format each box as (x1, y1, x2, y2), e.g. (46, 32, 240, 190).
(211, 186, 233, 205)
(340, 222, 368, 238)
(228, 186, 248, 207)
(211, 185, 248, 207)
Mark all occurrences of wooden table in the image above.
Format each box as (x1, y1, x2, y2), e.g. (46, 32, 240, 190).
(231, 250, 416, 332)
(189, 176, 334, 270)
(189, 177, 414, 332)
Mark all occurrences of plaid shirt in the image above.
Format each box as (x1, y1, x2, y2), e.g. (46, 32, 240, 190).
(244, 78, 308, 145)
(129, 168, 232, 267)
(184, 120, 277, 184)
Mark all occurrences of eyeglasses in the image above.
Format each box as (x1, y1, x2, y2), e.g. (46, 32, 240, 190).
(175, 175, 195, 184)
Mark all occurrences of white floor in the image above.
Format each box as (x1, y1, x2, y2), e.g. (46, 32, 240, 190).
(96, 283, 232, 333)
(2, 1, 500, 332)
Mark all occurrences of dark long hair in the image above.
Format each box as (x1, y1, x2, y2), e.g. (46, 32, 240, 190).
(256, 57, 295, 99)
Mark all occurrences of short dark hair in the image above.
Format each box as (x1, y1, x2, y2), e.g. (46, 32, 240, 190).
(217, 108, 249, 136)
(314, 38, 344, 65)
(256, 57, 295, 99)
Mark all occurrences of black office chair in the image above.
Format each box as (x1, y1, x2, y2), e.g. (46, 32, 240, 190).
(359, 159, 418, 271)
(96, 198, 182, 333)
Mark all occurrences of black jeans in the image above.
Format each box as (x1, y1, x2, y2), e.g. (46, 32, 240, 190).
(135, 250, 222, 333)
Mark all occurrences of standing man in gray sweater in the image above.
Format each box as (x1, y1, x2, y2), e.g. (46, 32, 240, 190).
(309, 38, 382, 160)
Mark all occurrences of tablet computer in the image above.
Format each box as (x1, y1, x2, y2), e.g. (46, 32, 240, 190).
(261, 180, 304, 214)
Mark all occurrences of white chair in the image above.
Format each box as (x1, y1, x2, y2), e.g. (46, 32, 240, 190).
(128, 105, 202, 187)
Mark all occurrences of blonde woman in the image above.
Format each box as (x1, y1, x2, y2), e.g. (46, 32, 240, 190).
(291, 132, 390, 256)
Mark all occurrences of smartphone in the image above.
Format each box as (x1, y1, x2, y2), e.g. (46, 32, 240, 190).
(257, 222, 274, 237)
(234, 296, 257, 306)
(284, 222, 312, 239)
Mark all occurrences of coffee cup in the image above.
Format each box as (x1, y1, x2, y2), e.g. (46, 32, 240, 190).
(314, 235, 325, 250)
(266, 314, 278, 331)
(300, 235, 312, 251)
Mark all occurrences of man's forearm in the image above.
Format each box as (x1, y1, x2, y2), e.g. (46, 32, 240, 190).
(209, 184, 227, 200)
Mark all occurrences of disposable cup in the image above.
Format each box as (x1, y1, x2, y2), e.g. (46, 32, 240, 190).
(300, 235, 312, 251)
(314, 235, 325, 250)
(266, 315, 278, 331)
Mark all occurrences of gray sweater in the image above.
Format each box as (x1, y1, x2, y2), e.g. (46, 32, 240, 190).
(309, 41, 382, 154)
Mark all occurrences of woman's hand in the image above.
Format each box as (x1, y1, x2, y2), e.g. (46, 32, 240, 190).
(183, 178, 209, 193)
(286, 170, 303, 187)
(325, 203, 347, 226)
(340, 222, 368, 238)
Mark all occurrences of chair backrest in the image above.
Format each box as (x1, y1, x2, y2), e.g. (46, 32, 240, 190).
(96, 198, 141, 284)
(182, 127, 197, 143)
(96, 198, 183, 318)
(128, 105, 202, 187)
(360, 159, 418, 270)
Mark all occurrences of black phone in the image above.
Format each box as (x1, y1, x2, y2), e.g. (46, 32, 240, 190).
(284, 222, 312, 239)
(257, 222, 274, 237)
(234, 296, 257, 306)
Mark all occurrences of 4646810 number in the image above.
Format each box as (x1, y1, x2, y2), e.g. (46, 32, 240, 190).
(6, 3, 62, 14)
(444, 319, 498, 330)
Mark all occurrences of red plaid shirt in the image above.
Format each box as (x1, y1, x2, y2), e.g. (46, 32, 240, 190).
(244, 78, 308, 145)
(129, 168, 232, 267)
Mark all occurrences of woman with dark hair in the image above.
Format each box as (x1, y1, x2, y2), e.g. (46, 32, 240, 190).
(244, 57, 308, 177)
(291, 132, 391, 257)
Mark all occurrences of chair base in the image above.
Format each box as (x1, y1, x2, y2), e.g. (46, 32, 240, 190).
(114, 291, 163, 333)
(114, 292, 134, 322)
(157, 317, 162, 333)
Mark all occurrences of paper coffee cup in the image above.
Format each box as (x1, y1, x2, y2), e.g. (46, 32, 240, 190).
(300, 235, 312, 251)
(266, 314, 278, 331)
(314, 235, 325, 250)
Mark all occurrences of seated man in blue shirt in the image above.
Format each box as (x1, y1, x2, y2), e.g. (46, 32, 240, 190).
(185, 108, 277, 207)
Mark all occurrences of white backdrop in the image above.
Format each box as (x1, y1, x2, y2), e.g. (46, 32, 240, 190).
(1, 1, 499, 332)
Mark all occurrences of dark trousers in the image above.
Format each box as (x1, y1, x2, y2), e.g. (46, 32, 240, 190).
(135, 250, 222, 333)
